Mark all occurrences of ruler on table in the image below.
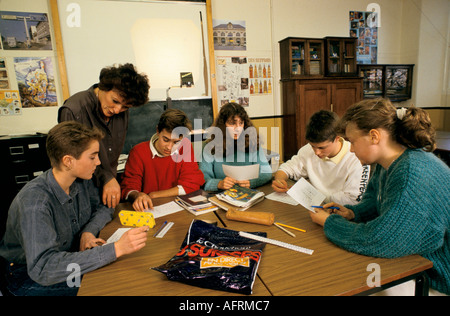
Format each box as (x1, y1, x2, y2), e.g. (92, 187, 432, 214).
(155, 222, 174, 238)
(239, 231, 314, 255)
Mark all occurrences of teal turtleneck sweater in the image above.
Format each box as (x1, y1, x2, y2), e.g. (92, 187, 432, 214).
(199, 144, 273, 192)
(324, 149, 450, 294)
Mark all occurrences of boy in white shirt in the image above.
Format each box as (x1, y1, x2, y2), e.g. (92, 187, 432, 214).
(272, 110, 369, 205)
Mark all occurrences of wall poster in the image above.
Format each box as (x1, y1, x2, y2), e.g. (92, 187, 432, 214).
(349, 11, 378, 64)
(216, 56, 249, 107)
(216, 56, 272, 108)
(0, 90, 22, 116)
(14, 57, 58, 107)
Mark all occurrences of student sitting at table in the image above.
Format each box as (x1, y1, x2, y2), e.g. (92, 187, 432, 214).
(310, 98, 450, 295)
(272, 110, 369, 205)
(0, 121, 148, 296)
(120, 109, 205, 212)
(199, 102, 272, 191)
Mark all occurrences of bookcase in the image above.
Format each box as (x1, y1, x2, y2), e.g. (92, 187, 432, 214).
(358, 64, 414, 101)
(279, 37, 324, 79)
(279, 36, 362, 160)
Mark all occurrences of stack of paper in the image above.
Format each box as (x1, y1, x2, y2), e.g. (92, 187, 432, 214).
(175, 189, 219, 215)
(215, 185, 265, 209)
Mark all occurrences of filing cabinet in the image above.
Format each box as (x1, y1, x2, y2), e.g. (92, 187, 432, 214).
(0, 134, 50, 239)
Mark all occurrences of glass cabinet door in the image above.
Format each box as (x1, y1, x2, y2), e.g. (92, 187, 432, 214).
(327, 39, 341, 75)
(360, 66, 383, 98)
(291, 40, 305, 76)
(308, 40, 323, 76)
(343, 39, 356, 75)
(385, 66, 412, 101)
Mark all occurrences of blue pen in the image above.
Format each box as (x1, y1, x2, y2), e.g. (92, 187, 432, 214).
(311, 205, 340, 210)
(153, 221, 168, 237)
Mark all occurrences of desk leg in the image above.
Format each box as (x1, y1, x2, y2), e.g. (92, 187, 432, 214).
(415, 273, 429, 296)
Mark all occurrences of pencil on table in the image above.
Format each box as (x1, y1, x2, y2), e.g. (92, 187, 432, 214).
(274, 223, 296, 237)
(275, 222, 306, 233)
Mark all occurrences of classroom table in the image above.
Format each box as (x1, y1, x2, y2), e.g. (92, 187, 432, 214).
(218, 185, 433, 296)
(77, 198, 271, 296)
(78, 185, 433, 296)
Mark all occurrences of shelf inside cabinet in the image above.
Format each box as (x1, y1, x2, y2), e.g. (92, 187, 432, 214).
(325, 37, 358, 77)
(279, 37, 324, 79)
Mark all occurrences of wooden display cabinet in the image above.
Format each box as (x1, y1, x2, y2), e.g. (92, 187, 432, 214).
(279, 37, 324, 79)
(358, 64, 414, 101)
(281, 78, 363, 160)
(325, 37, 358, 77)
(279, 36, 362, 160)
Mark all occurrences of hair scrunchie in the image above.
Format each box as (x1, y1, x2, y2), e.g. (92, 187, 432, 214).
(396, 107, 407, 120)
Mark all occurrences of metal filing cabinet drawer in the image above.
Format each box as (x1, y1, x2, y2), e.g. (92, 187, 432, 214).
(0, 134, 50, 239)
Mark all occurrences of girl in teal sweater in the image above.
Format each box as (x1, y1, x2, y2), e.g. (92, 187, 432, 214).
(310, 98, 449, 295)
(199, 102, 272, 191)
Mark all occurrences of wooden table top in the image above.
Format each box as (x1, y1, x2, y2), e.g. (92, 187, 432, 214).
(78, 186, 432, 296)
(77, 199, 271, 296)
(217, 185, 433, 295)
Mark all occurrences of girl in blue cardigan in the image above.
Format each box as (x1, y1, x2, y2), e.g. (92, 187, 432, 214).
(199, 102, 272, 191)
(310, 98, 449, 295)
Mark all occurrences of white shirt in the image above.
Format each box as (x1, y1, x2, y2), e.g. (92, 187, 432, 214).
(149, 133, 186, 195)
(279, 139, 369, 205)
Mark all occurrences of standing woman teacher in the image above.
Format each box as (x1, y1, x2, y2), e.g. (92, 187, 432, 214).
(58, 63, 150, 208)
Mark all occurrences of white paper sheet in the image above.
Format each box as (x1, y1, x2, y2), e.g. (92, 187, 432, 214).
(106, 228, 131, 244)
(222, 164, 260, 180)
(287, 178, 325, 212)
(145, 201, 184, 218)
(265, 192, 299, 206)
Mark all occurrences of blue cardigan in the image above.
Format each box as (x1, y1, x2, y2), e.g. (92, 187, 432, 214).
(324, 149, 450, 294)
(199, 145, 273, 191)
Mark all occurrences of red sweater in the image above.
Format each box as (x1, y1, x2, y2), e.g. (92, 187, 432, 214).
(120, 138, 205, 200)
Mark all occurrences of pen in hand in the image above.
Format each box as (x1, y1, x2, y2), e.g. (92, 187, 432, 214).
(311, 205, 340, 210)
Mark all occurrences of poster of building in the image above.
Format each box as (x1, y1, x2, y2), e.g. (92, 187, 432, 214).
(349, 11, 378, 64)
(0, 11, 52, 51)
(213, 20, 246, 51)
(14, 56, 58, 107)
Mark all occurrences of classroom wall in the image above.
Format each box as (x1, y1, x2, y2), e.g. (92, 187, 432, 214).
(0, 0, 62, 135)
(1, 0, 449, 137)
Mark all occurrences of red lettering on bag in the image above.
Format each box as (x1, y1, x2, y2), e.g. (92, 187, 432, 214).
(177, 243, 261, 262)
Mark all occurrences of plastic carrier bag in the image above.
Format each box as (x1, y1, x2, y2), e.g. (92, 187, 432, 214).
(152, 220, 266, 295)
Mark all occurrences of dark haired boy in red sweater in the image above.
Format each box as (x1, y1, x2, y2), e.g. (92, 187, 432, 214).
(120, 109, 204, 211)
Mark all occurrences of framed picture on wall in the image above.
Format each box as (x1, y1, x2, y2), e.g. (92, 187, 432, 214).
(0, 11, 52, 51)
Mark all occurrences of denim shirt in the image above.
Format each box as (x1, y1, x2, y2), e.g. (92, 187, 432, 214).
(0, 169, 116, 286)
